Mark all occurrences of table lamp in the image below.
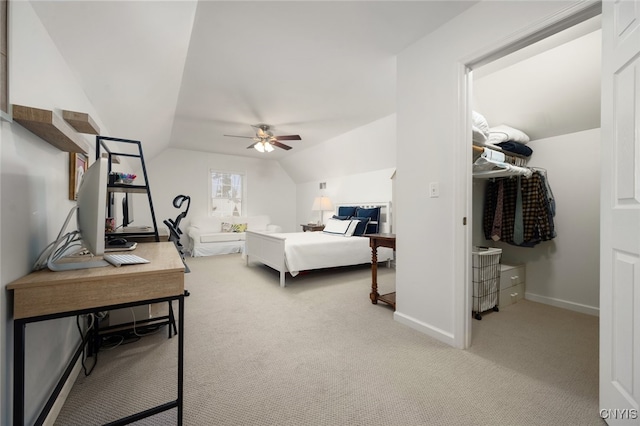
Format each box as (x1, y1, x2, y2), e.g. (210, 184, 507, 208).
(311, 196, 333, 225)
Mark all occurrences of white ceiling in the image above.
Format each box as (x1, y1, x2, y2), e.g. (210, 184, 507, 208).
(473, 16, 601, 141)
(28, 1, 602, 161)
(29, 0, 478, 160)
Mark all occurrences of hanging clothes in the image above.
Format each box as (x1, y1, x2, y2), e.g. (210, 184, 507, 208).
(490, 180, 504, 241)
(483, 171, 556, 247)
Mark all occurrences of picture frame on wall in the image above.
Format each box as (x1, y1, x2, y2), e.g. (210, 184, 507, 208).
(69, 152, 88, 200)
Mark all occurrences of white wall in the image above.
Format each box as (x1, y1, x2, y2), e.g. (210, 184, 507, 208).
(279, 114, 396, 185)
(144, 148, 297, 241)
(296, 168, 395, 228)
(2, 2, 112, 424)
(395, 1, 590, 345)
(473, 129, 600, 315)
(279, 114, 396, 226)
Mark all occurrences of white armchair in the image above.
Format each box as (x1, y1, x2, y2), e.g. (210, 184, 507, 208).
(187, 215, 281, 257)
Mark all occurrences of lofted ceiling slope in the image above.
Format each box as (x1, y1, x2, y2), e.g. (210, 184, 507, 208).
(28, 2, 601, 165)
(29, 0, 478, 160)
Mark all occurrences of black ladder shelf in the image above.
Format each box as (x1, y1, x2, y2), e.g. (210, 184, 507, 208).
(96, 136, 160, 242)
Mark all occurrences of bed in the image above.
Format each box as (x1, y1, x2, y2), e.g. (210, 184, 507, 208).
(245, 202, 394, 287)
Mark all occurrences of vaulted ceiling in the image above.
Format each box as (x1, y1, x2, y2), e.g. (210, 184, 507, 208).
(28, 1, 601, 163)
(29, 0, 478, 160)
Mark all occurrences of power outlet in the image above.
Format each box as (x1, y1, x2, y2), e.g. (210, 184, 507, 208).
(429, 182, 439, 198)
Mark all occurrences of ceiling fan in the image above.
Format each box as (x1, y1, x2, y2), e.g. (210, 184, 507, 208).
(224, 124, 301, 152)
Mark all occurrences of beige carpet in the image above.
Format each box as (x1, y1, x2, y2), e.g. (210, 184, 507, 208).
(54, 254, 602, 425)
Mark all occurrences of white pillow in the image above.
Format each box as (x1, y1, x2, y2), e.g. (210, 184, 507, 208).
(488, 124, 530, 144)
(472, 111, 490, 136)
(323, 218, 351, 236)
(345, 220, 358, 236)
(472, 126, 487, 144)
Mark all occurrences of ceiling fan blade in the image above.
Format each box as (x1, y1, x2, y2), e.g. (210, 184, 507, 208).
(271, 141, 292, 150)
(246, 143, 257, 149)
(224, 134, 254, 139)
(274, 135, 301, 141)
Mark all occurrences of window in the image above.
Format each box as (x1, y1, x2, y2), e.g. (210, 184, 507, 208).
(209, 170, 245, 216)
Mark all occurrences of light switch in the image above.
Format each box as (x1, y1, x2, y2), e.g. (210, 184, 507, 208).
(429, 182, 439, 198)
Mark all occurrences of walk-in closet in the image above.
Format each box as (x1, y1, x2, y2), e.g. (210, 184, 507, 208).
(468, 15, 601, 392)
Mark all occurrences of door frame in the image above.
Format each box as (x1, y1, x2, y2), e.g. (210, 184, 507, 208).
(454, 1, 602, 349)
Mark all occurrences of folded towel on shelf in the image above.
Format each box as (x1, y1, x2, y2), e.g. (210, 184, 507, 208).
(486, 124, 530, 145)
(495, 141, 533, 157)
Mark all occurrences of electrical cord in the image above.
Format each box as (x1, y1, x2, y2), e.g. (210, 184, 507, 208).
(76, 314, 98, 376)
(130, 307, 164, 337)
(33, 231, 81, 270)
(74, 310, 166, 375)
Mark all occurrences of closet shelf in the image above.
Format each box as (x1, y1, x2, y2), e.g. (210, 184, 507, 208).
(472, 145, 532, 179)
(472, 144, 527, 159)
(62, 110, 100, 135)
(12, 105, 88, 154)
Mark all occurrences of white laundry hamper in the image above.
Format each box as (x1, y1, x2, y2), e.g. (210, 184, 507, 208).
(472, 247, 502, 320)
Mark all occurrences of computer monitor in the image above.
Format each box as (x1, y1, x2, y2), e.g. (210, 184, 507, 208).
(44, 157, 110, 271)
(122, 192, 134, 227)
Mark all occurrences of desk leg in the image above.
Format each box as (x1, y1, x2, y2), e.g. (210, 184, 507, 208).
(370, 244, 379, 304)
(177, 296, 184, 425)
(14, 319, 25, 426)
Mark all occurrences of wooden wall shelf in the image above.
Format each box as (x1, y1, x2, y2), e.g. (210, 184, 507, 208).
(12, 105, 88, 154)
(62, 110, 100, 135)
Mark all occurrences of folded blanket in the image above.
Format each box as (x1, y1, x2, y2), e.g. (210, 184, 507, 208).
(495, 141, 533, 157)
(486, 124, 530, 145)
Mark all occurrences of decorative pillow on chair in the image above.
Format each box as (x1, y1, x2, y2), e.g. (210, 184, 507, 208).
(231, 223, 248, 233)
(221, 222, 233, 232)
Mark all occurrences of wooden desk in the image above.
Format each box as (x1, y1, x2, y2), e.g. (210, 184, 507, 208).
(364, 233, 396, 309)
(6, 242, 185, 426)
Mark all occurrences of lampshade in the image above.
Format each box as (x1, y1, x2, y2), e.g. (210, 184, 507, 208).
(254, 142, 265, 153)
(311, 196, 333, 211)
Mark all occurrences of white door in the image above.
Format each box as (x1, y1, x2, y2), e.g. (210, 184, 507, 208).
(600, 0, 640, 424)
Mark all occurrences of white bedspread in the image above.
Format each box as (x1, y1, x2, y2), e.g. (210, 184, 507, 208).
(272, 232, 394, 276)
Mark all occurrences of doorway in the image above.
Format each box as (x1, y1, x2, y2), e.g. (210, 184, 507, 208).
(463, 10, 602, 414)
(459, 2, 602, 350)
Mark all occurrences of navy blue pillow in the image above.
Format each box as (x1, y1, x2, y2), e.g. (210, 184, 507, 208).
(337, 206, 357, 218)
(351, 217, 370, 236)
(355, 207, 380, 233)
(332, 215, 350, 220)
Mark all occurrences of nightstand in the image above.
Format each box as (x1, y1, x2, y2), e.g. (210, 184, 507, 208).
(301, 224, 325, 232)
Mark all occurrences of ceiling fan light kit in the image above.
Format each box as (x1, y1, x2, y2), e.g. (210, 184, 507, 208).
(224, 123, 301, 153)
(254, 141, 274, 153)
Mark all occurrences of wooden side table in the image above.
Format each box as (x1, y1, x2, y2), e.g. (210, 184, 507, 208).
(364, 233, 396, 309)
(301, 224, 325, 232)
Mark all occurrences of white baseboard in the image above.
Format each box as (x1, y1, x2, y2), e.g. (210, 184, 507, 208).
(394, 311, 456, 346)
(525, 292, 599, 317)
(43, 356, 83, 426)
